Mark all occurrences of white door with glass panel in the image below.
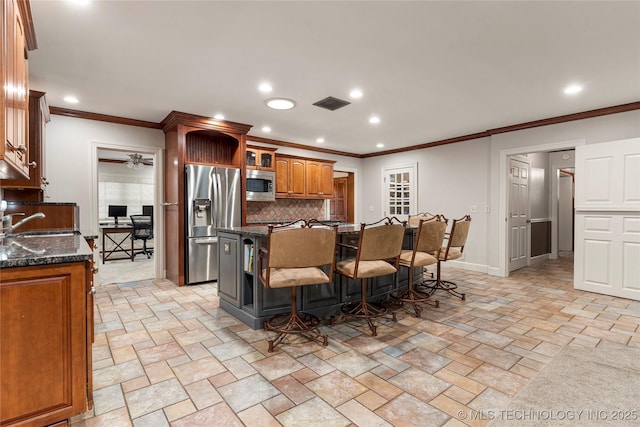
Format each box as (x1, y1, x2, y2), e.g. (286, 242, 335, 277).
(509, 156, 530, 272)
(382, 164, 416, 221)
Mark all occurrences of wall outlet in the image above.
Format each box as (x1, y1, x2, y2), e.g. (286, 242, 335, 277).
(484, 205, 490, 213)
(470, 205, 478, 213)
(368, 205, 375, 212)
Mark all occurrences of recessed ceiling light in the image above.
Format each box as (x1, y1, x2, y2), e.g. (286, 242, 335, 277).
(316, 138, 325, 144)
(349, 89, 363, 99)
(259, 82, 273, 93)
(64, 95, 79, 104)
(262, 126, 271, 133)
(369, 115, 380, 124)
(265, 98, 296, 110)
(564, 84, 583, 95)
(67, 0, 91, 5)
(213, 114, 225, 120)
(376, 143, 384, 148)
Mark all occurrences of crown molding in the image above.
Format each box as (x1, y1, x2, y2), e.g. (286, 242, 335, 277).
(50, 101, 640, 157)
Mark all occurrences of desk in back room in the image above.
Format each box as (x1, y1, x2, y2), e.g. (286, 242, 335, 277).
(100, 224, 134, 263)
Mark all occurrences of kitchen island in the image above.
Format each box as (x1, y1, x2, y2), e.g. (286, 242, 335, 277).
(0, 231, 95, 426)
(216, 224, 420, 329)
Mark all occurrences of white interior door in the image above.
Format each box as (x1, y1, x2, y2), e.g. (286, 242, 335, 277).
(509, 156, 530, 272)
(575, 137, 640, 300)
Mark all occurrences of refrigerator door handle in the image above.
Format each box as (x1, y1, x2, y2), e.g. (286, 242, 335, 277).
(214, 169, 221, 228)
(194, 237, 218, 245)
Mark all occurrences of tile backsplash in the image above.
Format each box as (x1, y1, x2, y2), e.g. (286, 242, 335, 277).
(246, 199, 326, 223)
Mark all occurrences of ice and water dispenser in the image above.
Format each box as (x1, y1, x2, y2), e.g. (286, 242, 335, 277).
(191, 198, 212, 229)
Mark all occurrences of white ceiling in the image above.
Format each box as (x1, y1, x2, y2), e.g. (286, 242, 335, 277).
(29, 1, 640, 155)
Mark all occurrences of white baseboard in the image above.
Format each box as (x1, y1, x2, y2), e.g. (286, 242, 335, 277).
(529, 253, 550, 265)
(487, 266, 505, 277)
(445, 260, 488, 273)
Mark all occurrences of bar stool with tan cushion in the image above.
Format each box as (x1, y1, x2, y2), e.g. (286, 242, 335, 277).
(258, 219, 338, 352)
(335, 217, 406, 336)
(407, 212, 436, 228)
(391, 215, 446, 317)
(421, 214, 471, 300)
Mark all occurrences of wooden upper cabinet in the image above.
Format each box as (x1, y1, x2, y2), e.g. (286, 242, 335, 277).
(1, 0, 36, 180)
(276, 154, 335, 199)
(306, 160, 335, 199)
(275, 156, 290, 197)
(275, 155, 305, 198)
(246, 145, 276, 171)
(1, 90, 49, 193)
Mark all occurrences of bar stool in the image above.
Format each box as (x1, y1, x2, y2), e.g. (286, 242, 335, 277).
(391, 215, 446, 317)
(258, 219, 338, 352)
(420, 215, 471, 300)
(335, 217, 406, 336)
(407, 212, 436, 227)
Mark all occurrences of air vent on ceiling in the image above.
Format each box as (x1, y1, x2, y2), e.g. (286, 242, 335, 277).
(312, 96, 351, 111)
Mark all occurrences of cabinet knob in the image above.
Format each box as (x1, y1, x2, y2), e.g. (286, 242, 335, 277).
(28, 161, 37, 168)
(16, 145, 27, 154)
(90, 285, 97, 295)
(93, 244, 98, 249)
(92, 267, 99, 274)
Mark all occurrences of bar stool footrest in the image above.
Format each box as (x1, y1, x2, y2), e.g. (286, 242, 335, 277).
(264, 312, 328, 352)
(419, 279, 466, 301)
(390, 288, 439, 317)
(341, 301, 397, 336)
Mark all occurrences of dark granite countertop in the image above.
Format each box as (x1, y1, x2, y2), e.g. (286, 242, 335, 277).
(219, 223, 366, 238)
(246, 220, 345, 225)
(6, 201, 77, 206)
(0, 231, 93, 268)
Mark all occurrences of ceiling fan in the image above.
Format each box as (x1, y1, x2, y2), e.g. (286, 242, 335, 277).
(126, 153, 153, 169)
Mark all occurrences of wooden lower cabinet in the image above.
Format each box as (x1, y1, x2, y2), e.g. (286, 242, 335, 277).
(0, 262, 92, 426)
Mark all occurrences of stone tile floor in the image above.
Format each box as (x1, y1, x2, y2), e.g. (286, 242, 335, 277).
(71, 254, 640, 426)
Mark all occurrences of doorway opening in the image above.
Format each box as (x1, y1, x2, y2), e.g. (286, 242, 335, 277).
(504, 147, 577, 279)
(92, 145, 162, 285)
(331, 171, 354, 223)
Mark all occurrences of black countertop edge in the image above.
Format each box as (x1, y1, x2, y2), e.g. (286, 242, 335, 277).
(2, 254, 93, 268)
(10, 228, 78, 236)
(219, 224, 367, 237)
(5, 201, 78, 206)
(246, 220, 345, 225)
(220, 223, 418, 238)
(7, 229, 97, 240)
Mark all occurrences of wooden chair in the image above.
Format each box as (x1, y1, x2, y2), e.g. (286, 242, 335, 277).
(258, 219, 338, 352)
(335, 217, 406, 336)
(420, 215, 471, 300)
(391, 215, 446, 317)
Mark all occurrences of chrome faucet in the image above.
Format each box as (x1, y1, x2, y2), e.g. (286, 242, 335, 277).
(0, 212, 46, 237)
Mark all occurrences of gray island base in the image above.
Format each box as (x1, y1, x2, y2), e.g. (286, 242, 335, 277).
(217, 225, 421, 330)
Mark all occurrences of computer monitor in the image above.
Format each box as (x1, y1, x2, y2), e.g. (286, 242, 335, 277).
(142, 205, 153, 216)
(108, 205, 127, 225)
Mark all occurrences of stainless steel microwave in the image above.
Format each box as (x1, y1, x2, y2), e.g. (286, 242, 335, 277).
(246, 170, 275, 201)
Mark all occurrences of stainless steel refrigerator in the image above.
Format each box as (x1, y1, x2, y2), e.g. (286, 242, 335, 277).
(185, 164, 241, 285)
